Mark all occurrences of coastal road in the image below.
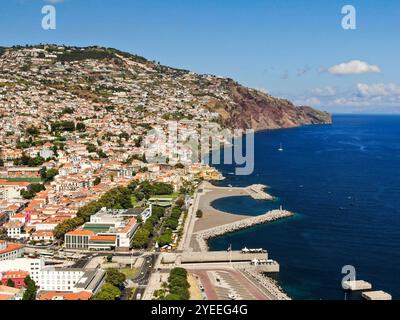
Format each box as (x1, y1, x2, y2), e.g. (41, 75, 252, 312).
(133, 253, 158, 286)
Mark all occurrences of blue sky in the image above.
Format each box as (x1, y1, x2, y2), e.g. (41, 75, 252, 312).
(1, 0, 400, 113)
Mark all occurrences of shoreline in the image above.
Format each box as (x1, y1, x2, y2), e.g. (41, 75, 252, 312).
(186, 181, 293, 300)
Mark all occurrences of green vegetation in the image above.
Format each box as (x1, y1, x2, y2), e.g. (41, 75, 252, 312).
(132, 206, 166, 249)
(0, 177, 42, 183)
(94, 177, 101, 186)
(21, 183, 45, 199)
(40, 167, 59, 183)
(50, 120, 75, 132)
(76, 122, 86, 132)
(196, 209, 203, 218)
(92, 283, 121, 301)
(61, 107, 75, 115)
(6, 279, 15, 287)
(86, 143, 108, 159)
(92, 268, 127, 300)
(106, 269, 126, 288)
(156, 206, 184, 247)
(120, 268, 139, 280)
(154, 268, 190, 300)
(22, 276, 37, 300)
(26, 126, 40, 136)
(13, 154, 45, 166)
(57, 48, 118, 62)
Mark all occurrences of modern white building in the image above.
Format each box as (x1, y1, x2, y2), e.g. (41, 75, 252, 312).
(0, 258, 105, 293)
(65, 206, 151, 251)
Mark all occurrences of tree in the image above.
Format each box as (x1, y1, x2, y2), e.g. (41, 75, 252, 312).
(76, 122, 86, 132)
(174, 163, 185, 169)
(22, 276, 37, 300)
(0, 158, 4, 167)
(106, 269, 126, 288)
(175, 197, 185, 207)
(40, 168, 59, 183)
(94, 177, 101, 186)
(164, 293, 182, 300)
(93, 283, 121, 300)
(6, 279, 15, 287)
(196, 209, 203, 218)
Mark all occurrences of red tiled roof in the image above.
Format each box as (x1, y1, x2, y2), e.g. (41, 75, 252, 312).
(38, 291, 92, 301)
(0, 243, 24, 255)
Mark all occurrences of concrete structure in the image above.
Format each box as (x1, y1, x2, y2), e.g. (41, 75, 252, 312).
(39, 267, 105, 293)
(0, 257, 105, 293)
(1, 270, 29, 288)
(0, 179, 29, 201)
(0, 285, 24, 300)
(343, 280, 372, 291)
(163, 251, 268, 264)
(362, 290, 392, 300)
(3, 220, 24, 239)
(0, 258, 43, 284)
(0, 241, 25, 261)
(195, 209, 294, 252)
(64, 206, 152, 251)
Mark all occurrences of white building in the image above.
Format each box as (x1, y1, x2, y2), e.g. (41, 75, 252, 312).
(0, 258, 105, 293)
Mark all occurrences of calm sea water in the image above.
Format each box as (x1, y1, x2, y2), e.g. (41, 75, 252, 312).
(209, 115, 400, 300)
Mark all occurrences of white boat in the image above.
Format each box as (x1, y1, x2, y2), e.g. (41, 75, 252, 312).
(278, 144, 284, 152)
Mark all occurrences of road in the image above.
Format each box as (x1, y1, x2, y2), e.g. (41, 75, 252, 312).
(134, 253, 158, 285)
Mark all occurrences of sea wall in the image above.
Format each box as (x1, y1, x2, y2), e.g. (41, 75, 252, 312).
(195, 209, 294, 252)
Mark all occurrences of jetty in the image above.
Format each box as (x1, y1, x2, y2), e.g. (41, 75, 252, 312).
(343, 280, 372, 291)
(195, 209, 294, 252)
(245, 184, 274, 200)
(362, 291, 392, 301)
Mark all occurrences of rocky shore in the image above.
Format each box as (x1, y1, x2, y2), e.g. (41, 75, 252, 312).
(195, 209, 294, 252)
(239, 269, 291, 300)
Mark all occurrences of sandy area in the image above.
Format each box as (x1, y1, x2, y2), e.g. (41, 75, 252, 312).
(193, 184, 251, 232)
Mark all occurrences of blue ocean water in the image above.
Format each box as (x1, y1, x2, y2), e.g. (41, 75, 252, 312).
(209, 115, 400, 300)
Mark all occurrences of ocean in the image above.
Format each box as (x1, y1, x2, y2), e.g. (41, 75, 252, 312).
(209, 114, 400, 300)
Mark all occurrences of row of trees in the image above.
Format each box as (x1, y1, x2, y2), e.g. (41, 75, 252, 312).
(155, 268, 190, 300)
(13, 155, 45, 167)
(132, 206, 166, 248)
(50, 121, 86, 133)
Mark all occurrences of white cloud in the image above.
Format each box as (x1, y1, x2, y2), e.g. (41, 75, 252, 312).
(311, 86, 337, 97)
(357, 83, 400, 96)
(328, 60, 381, 75)
(289, 83, 400, 111)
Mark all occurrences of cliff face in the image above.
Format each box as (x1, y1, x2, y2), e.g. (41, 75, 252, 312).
(214, 81, 332, 131)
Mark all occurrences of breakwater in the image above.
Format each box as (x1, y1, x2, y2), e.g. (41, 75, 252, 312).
(195, 209, 294, 252)
(239, 269, 291, 300)
(245, 184, 274, 200)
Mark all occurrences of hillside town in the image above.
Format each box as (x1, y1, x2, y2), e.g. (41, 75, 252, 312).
(0, 45, 227, 300)
(0, 45, 314, 302)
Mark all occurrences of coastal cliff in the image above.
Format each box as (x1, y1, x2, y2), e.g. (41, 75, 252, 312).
(213, 81, 332, 131)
